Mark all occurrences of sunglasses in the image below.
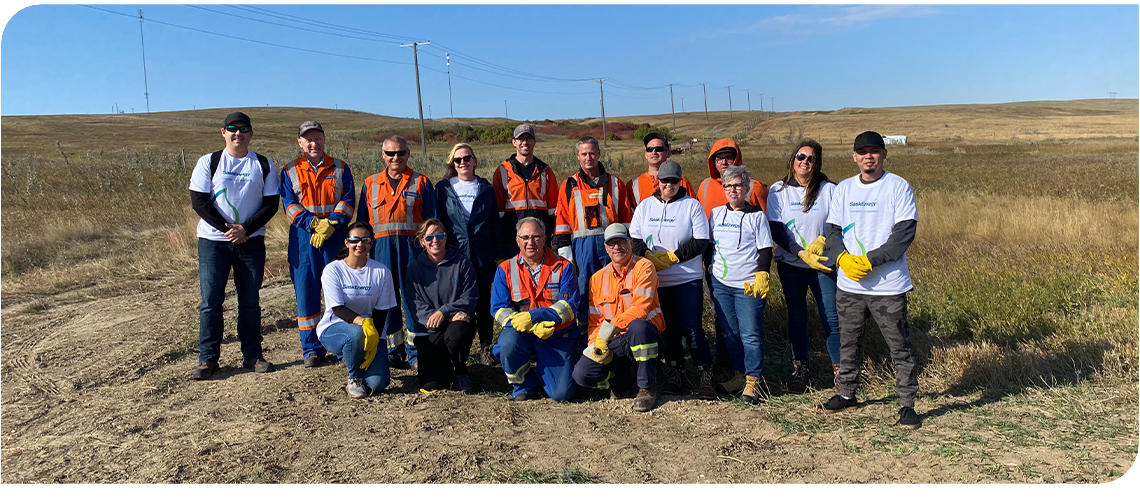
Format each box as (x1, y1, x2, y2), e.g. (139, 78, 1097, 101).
(645, 146, 668, 153)
(384, 149, 410, 157)
(453, 155, 475, 163)
(423, 232, 447, 242)
(794, 153, 815, 163)
(346, 236, 373, 244)
(659, 177, 681, 185)
(225, 125, 252, 133)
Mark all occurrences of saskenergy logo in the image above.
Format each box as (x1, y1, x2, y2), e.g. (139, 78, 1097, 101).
(343, 285, 371, 291)
(223, 170, 251, 178)
(648, 217, 677, 223)
(715, 222, 742, 229)
(849, 201, 877, 207)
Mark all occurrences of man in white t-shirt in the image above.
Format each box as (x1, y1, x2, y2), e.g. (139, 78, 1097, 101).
(819, 131, 921, 430)
(187, 112, 281, 381)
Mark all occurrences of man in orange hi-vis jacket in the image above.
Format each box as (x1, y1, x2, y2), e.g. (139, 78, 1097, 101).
(627, 132, 695, 209)
(493, 124, 557, 258)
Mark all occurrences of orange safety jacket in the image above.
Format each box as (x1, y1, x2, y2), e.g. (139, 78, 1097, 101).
(628, 172, 696, 209)
(359, 168, 436, 239)
(493, 158, 558, 220)
(492, 250, 577, 334)
(554, 170, 632, 242)
(282, 155, 354, 225)
(587, 255, 665, 345)
(698, 138, 769, 217)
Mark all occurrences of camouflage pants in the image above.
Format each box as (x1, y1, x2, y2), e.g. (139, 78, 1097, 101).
(835, 290, 918, 408)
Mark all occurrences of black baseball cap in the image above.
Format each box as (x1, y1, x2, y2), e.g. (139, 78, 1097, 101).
(224, 111, 251, 127)
(853, 131, 886, 151)
(642, 132, 670, 148)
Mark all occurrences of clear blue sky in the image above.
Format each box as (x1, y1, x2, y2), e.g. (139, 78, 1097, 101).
(2, 3, 1137, 119)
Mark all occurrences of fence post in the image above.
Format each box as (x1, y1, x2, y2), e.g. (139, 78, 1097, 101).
(182, 149, 186, 169)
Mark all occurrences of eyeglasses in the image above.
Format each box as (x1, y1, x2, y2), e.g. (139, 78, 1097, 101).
(346, 236, 373, 245)
(794, 153, 815, 163)
(645, 146, 668, 153)
(423, 232, 447, 242)
(384, 149, 409, 157)
(713, 154, 737, 163)
(724, 183, 745, 191)
(517, 235, 544, 242)
(453, 155, 475, 163)
(225, 125, 252, 133)
(659, 177, 681, 185)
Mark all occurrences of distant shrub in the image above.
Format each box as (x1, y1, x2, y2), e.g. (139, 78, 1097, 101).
(633, 123, 672, 143)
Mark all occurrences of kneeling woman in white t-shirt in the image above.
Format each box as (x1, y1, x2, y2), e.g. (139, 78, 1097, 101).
(316, 221, 398, 399)
(708, 165, 774, 404)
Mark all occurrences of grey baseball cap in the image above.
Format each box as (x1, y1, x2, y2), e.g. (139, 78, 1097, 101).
(603, 223, 630, 242)
(298, 120, 324, 137)
(223, 111, 251, 127)
(657, 160, 683, 181)
(513, 123, 536, 139)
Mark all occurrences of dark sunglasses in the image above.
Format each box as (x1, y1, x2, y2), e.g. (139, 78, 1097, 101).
(384, 149, 410, 157)
(645, 146, 668, 153)
(659, 177, 681, 185)
(794, 153, 815, 163)
(423, 232, 447, 242)
(453, 155, 475, 163)
(346, 236, 373, 244)
(225, 125, 252, 133)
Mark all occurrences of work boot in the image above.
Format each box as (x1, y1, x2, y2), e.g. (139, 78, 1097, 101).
(243, 358, 274, 374)
(454, 374, 473, 394)
(632, 386, 659, 412)
(741, 375, 768, 405)
(897, 406, 922, 429)
(832, 363, 841, 393)
(787, 360, 809, 394)
(696, 365, 717, 400)
(659, 362, 684, 395)
(190, 362, 218, 381)
(303, 354, 322, 368)
(480, 345, 499, 367)
(388, 354, 409, 370)
(716, 371, 746, 395)
(345, 379, 368, 399)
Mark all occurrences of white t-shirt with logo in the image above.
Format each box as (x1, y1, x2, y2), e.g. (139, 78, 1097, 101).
(709, 205, 774, 289)
(767, 181, 835, 268)
(630, 194, 709, 287)
(188, 150, 280, 242)
(316, 259, 398, 338)
(449, 177, 480, 217)
(826, 172, 917, 295)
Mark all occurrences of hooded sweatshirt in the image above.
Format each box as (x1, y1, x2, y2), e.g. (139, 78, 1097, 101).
(629, 186, 709, 287)
(696, 138, 770, 218)
(404, 248, 479, 334)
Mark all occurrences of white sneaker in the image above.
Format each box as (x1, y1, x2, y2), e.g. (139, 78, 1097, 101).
(345, 379, 368, 399)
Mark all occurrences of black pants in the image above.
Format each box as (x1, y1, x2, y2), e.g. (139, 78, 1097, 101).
(476, 281, 494, 348)
(414, 319, 477, 391)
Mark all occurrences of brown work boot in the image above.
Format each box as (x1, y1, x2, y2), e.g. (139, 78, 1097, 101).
(243, 357, 274, 373)
(832, 363, 841, 392)
(696, 365, 717, 399)
(716, 370, 746, 396)
(741, 375, 768, 405)
(787, 360, 809, 394)
(632, 386, 659, 412)
(190, 362, 218, 381)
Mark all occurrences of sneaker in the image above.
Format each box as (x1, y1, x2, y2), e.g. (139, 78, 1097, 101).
(832, 363, 841, 393)
(787, 360, 809, 394)
(695, 366, 717, 400)
(345, 379, 368, 399)
(820, 394, 858, 413)
(190, 362, 218, 381)
(481, 346, 500, 367)
(716, 371, 746, 395)
(303, 354, 322, 368)
(454, 374, 473, 394)
(741, 375, 768, 405)
(897, 406, 922, 429)
(511, 392, 530, 401)
(243, 358, 274, 373)
(632, 386, 659, 412)
(659, 363, 684, 395)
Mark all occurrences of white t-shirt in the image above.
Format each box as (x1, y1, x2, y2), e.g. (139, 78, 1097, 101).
(709, 205, 773, 289)
(767, 181, 835, 268)
(630, 194, 709, 287)
(188, 150, 280, 242)
(449, 177, 480, 217)
(826, 172, 917, 295)
(316, 259, 398, 338)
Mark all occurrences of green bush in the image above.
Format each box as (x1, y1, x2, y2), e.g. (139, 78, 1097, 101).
(633, 123, 672, 143)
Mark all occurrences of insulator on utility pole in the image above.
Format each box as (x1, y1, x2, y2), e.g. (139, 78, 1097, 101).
(401, 41, 431, 156)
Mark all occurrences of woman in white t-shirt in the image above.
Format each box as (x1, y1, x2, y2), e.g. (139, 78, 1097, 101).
(766, 139, 841, 394)
(435, 143, 501, 367)
(708, 165, 774, 404)
(316, 221, 398, 399)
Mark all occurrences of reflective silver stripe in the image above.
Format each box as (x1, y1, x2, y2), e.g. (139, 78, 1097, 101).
(372, 222, 420, 232)
(572, 188, 607, 239)
(539, 169, 548, 200)
(285, 161, 303, 198)
(499, 165, 511, 191)
(386, 329, 405, 348)
(621, 294, 632, 308)
(495, 308, 515, 326)
(631, 342, 659, 361)
(505, 361, 532, 385)
(588, 306, 603, 315)
(286, 204, 306, 221)
(551, 300, 575, 324)
(645, 308, 662, 321)
(305, 203, 338, 213)
(509, 259, 523, 303)
(602, 303, 614, 320)
(549, 263, 561, 286)
(632, 288, 654, 297)
(334, 200, 354, 217)
(332, 159, 345, 212)
(631, 176, 642, 205)
(298, 316, 321, 328)
(406, 171, 420, 221)
(609, 176, 621, 213)
(504, 199, 548, 210)
(555, 224, 572, 234)
(699, 178, 710, 203)
(369, 180, 381, 234)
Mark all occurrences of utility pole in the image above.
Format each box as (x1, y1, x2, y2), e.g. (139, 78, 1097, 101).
(682, 97, 685, 114)
(401, 41, 431, 155)
(725, 85, 734, 118)
(759, 93, 764, 112)
(446, 53, 454, 117)
(593, 78, 609, 146)
(700, 82, 709, 123)
(666, 83, 677, 133)
(744, 88, 751, 112)
(429, 105, 432, 120)
(770, 97, 774, 113)
(504, 100, 508, 119)
(138, 10, 150, 113)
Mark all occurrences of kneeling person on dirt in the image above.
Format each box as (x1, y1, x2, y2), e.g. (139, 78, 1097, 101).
(188, 111, 280, 380)
(572, 223, 664, 412)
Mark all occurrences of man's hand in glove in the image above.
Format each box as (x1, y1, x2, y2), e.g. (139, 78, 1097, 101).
(509, 311, 533, 332)
(798, 250, 832, 273)
(531, 321, 556, 340)
(805, 235, 826, 255)
(309, 218, 339, 248)
(743, 271, 770, 299)
(584, 320, 619, 364)
(360, 317, 380, 370)
(837, 251, 872, 281)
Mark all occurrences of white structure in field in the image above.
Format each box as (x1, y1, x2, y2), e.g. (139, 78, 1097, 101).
(883, 135, 907, 146)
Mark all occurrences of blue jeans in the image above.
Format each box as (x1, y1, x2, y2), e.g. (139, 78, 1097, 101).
(777, 261, 841, 364)
(319, 321, 391, 392)
(659, 278, 710, 366)
(710, 277, 766, 377)
(198, 237, 265, 364)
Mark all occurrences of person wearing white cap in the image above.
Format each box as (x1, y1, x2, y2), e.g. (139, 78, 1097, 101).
(492, 124, 558, 257)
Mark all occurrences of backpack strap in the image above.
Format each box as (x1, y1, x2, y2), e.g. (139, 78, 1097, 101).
(255, 153, 271, 180)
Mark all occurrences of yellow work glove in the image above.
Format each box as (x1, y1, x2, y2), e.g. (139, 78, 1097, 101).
(360, 317, 380, 370)
(837, 251, 872, 281)
(743, 271, 770, 299)
(643, 251, 670, 271)
(800, 252, 832, 273)
(655, 250, 680, 266)
(309, 218, 339, 248)
(531, 321, 556, 340)
(510, 311, 534, 332)
(805, 235, 826, 255)
(585, 338, 614, 365)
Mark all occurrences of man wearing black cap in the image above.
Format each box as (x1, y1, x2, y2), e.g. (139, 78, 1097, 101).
(492, 124, 558, 257)
(280, 120, 357, 368)
(819, 131, 922, 430)
(627, 132, 695, 208)
(188, 111, 280, 380)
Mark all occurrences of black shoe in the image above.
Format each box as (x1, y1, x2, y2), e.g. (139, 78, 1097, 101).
(897, 406, 922, 429)
(190, 362, 218, 381)
(303, 354, 322, 368)
(243, 358, 274, 373)
(659, 363, 684, 395)
(820, 394, 858, 413)
(511, 392, 530, 401)
(388, 354, 409, 370)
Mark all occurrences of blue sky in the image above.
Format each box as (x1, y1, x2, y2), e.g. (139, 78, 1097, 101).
(2, 3, 1137, 119)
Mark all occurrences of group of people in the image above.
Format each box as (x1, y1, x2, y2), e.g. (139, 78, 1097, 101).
(188, 111, 921, 429)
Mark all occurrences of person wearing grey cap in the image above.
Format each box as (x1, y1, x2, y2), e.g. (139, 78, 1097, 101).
(187, 111, 280, 380)
(492, 124, 558, 257)
(819, 131, 921, 430)
(280, 120, 357, 368)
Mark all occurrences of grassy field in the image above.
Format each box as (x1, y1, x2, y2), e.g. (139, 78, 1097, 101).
(1, 99, 1137, 483)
